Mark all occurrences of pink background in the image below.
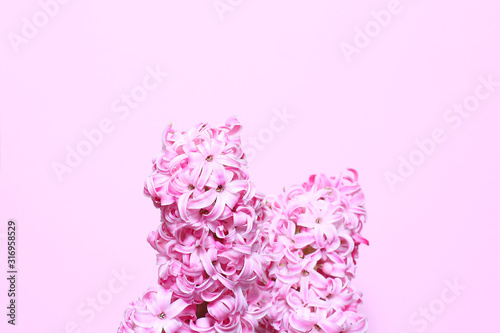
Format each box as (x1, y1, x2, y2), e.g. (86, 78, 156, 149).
(1, 0, 499, 332)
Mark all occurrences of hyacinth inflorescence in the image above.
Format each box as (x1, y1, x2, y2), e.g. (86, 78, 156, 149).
(259, 171, 369, 332)
(117, 117, 368, 333)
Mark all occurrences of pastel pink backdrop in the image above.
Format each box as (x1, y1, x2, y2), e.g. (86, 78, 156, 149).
(1, 0, 499, 332)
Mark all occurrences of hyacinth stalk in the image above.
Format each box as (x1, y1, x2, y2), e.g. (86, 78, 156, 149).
(259, 171, 369, 332)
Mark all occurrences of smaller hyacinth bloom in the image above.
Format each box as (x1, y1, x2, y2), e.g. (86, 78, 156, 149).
(169, 169, 201, 197)
(274, 250, 327, 301)
(296, 201, 343, 249)
(145, 172, 175, 208)
(186, 288, 270, 333)
(132, 286, 192, 333)
(270, 291, 365, 333)
(312, 278, 357, 311)
(304, 171, 367, 232)
(188, 139, 242, 187)
(168, 122, 211, 154)
(170, 169, 209, 222)
(317, 251, 348, 279)
(118, 299, 147, 333)
(165, 116, 242, 153)
(187, 170, 250, 221)
(287, 307, 345, 333)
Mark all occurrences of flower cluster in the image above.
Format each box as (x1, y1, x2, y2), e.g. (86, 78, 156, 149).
(260, 171, 369, 332)
(119, 117, 271, 333)
(118, 286, 192, 333)
(117, 117, 368, 333)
